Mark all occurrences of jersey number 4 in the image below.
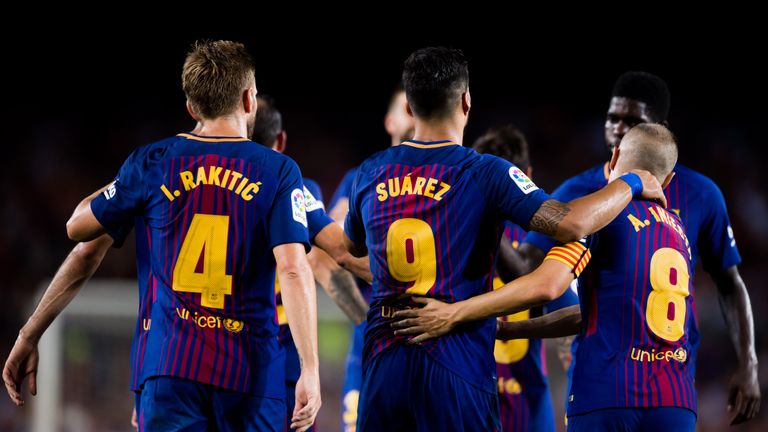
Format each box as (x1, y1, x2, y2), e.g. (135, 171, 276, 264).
(172, 214, 233, 309)
(647, 248, 690, 341)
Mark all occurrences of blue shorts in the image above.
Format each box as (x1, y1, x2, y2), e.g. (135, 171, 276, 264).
(567, 407, 696, 432)
(140, 376, 284, 432)
(357, 345, 500, 432)
(341, 320, 366, 431)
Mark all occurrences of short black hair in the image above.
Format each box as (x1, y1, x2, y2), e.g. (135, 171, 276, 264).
(252, 95, 283, 145)
(402, 47, 468, 119)
(612, 71, 671, 122)
(472, 125, 530, 171)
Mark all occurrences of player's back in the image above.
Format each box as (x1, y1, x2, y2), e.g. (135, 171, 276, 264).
(568, 199, 697, 416)
(97, 133, 310, 396)
(347, 139, 549, 391)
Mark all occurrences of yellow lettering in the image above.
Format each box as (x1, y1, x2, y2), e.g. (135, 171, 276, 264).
(143, 318, 151, 331)
(195, 166, 208, 186)
(241, 182, 261, 201)
(160, 184, 175, 201)
(207, 316, 217, 328)
(221, 169, 231, 187)
(631, 348, 640, 361)
(235, 177, 249, 194)
(180, 171, 195, 191)
(627, 214, 646, 232)
(400, 175, 413, 195)
(207, 166, 223, 186)
(388, 178, 401, 197)
(433, 182, 451, 201)
(640, 351, 651, 362)
(413, 177, 426, 194)
(376, 182, 387, 201)
(648, 206, 661, 222)
(228, 172, 243, 190)
(424, 178, 438, 198)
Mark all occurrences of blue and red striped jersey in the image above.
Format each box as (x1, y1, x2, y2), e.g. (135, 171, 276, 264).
(525, 162, 741, 273)
(344, 140, 551, 391)
(91, 133, 310, 397)
(495, 222, 578, 432)
(276, 178, 332, 383)
(567, 199, 697, 416)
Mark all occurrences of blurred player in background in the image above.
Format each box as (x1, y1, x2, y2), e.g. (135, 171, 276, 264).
(327, 85, 413, 432)
(343, 46, 665, 432)
(253, 94, 369, 431)
(473, 125, 578, 432)
(64, 40, 321, 431)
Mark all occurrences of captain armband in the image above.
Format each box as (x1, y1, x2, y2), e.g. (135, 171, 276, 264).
(544, 241, 592, 277)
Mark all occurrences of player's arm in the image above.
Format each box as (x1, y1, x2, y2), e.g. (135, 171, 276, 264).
(3, 235, 113, 406)
(713, 265, 760, 424)
(274, 243, 322, 431)
(496, 304, 581, 340)
(528, 170, 666, 243)
(306, 246, 368, 325)
(313, 223, 372, 284)
(393, 242, 589, 344)
(66, 184, 111, 241)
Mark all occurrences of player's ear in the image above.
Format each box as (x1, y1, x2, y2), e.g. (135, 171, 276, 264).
(405, 102, 414, 118)
(186, 100, 201, 122)
(462, 90, 471, 115)
(243, 87, 256, 114)
(661, 171, 675, 189)
(609, 146, 620, 171)
(274, 130, 287, 153)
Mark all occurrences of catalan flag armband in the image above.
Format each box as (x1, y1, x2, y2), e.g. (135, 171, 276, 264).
(544, 241, 592, 277)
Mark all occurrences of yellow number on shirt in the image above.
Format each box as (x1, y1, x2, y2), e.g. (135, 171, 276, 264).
(646, 248, 690, 341)
(386, 218, 437, 296)
(494, 275, 530, 363)
(275, 277, 287, 325)
(342, 389, 360, 431)
(172, 214, 232, 309)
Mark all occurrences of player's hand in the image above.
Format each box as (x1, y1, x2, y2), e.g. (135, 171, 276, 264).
(3, 334, 39, 406)
(291, 368, 321, 432)
(629, 169, 668, 208)
(131, 406, 138, 429)
(728, 365, 760, 425)
(391, 297, 459, 344)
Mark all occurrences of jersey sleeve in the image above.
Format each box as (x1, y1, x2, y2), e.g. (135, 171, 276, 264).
(543, 238, 592, 278)
(474, 155, 551, 229)
(699, 181, 742, 274)
(523, 175, 592, 253)
(267, 158, 311, 251)
(90, 148, 146, 247)
(343, 167, 366, 246)
(303, 180, 333, 240)
(329, 167, 358, 211)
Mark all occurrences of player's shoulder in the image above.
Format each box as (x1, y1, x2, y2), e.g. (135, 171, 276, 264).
(302, 177, 323, 200)
(556, 162, 607, 195)
(672, 164, 721, 192)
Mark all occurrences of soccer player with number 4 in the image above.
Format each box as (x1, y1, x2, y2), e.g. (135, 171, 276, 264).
(64, 40, 321, 431)
(343, 46, 666, 431)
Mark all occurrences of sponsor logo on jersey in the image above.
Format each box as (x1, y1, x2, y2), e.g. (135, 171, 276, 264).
(508, 167, 538, 194)
(292, 188, 308, 227)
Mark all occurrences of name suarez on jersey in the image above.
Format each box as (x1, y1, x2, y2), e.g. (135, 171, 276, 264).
(376, 174, 451, 202)
(159, 166, 263, 202)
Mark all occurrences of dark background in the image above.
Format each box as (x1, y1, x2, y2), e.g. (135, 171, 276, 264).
(0, 20, 766, 431)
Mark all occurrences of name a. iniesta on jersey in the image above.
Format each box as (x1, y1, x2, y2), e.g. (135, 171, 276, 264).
(160, 166, 262, 202)
(376, 175, 451, 202)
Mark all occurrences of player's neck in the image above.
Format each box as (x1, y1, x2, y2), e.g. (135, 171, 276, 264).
(195, 116, 249, 139)
(411, 120, 463, 146)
